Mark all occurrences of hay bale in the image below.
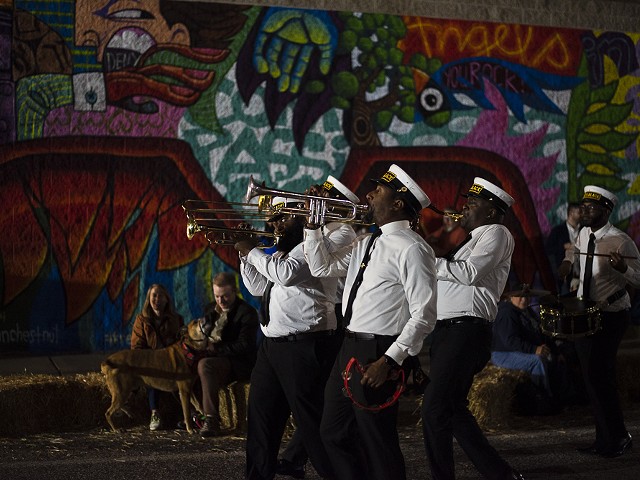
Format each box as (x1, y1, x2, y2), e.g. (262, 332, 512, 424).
(468, 365, 529, 430)
(617, 349, 640, 405)
(0, 373, 110, 437)
(218, 381, 250, 432)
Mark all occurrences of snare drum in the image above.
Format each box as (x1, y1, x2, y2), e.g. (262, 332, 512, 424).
(540, 297, 601, 339)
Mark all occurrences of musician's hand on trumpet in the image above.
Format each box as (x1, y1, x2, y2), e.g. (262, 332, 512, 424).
(303, 183, 326, 230)
(233, 222, 261, 256)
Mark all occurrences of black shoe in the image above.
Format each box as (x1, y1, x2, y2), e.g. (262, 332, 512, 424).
(600, 433, 633, 458)
(276, 459, 305, 479)
(200, 416, 222, 438)
(509, 469, 525, 480)
(577, 442, 603, 455)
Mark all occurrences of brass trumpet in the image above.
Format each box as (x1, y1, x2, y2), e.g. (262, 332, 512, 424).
(428, 205, 463, 221)
(245, 176, 370, 225)
(182, 201, 279, 248)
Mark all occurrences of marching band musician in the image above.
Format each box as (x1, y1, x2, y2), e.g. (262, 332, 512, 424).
(303, 164, 437, 480)
(422, 177, 524, 480)
(558, 185, 640, 458)
(235, 197, 342, 480)
(276, 176, 359, 479)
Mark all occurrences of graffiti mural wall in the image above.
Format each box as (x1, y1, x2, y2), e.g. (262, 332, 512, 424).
(0, 1, 638, 354)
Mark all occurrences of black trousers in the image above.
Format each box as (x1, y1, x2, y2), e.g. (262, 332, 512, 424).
(320, 335, 405, 480)
(245, 333, 340, 480)
(574, 310, 630, 449)
(280, 304, 346, 467)
(422, 319, 511, 480)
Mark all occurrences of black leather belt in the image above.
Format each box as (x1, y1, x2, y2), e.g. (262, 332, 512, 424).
(438, 316, 491, 327)
(344, 330, 398, 341)
(269, 330, 336, 343)
(606, 288, 627, 305)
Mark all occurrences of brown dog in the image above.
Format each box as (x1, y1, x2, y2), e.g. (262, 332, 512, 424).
(101, 315, 224, 434)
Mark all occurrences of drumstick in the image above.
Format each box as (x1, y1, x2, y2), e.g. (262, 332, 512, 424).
(578, 252, 637, 260)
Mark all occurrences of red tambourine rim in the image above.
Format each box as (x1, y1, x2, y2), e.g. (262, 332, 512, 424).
(342, 357, 405, 412)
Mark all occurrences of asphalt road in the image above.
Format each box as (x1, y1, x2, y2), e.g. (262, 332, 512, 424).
(1, 402, 639, 480)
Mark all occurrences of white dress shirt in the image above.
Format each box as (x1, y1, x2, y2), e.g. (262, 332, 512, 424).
(304, 220, 437, 364)
(564, 222, 640, 312)
(436, 223, 514, 321)
(323, 222, 358, 302)
(566, 222, 580, 244)
(240, 243, 338, 337)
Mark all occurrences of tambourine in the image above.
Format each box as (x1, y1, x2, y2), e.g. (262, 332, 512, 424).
(341, 357, 405, 412)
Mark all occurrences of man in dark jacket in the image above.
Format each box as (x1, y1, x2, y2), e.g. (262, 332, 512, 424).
(197, 272, 259, 437)
(545, 202, 581, 295)
(491, 290, 552, 396)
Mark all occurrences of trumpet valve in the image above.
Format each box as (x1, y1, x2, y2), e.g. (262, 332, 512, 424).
(257, 195, 272, 212)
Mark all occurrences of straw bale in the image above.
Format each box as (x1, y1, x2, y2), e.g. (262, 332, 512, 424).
(0, 373, 112, 437)
(468, 365, 529, 431)
(617, 348, 640, 405)
(0, 372, 249, 437)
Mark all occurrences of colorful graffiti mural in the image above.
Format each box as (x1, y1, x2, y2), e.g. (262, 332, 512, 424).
(0, 2, 638, 354)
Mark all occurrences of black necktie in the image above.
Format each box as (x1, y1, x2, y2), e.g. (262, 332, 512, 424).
(259, 281, 274, 326)
(343, 228, 382, 326)
(582, 233, 596, 300)
(444, 233, 472, 261)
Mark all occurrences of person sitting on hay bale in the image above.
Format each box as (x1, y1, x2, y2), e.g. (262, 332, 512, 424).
(491, 286, 560, 415)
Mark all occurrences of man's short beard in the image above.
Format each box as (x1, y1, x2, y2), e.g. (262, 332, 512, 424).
(276, 219, 304, 253)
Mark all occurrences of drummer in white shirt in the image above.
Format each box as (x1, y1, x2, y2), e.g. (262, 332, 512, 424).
(304, 164, 437, 480)
(421, 177, 524, 480)
(558, 185, 640, 458)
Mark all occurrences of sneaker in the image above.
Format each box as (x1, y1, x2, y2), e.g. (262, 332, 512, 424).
(149, 413, 161, 431)
(200, 416, 222, 438)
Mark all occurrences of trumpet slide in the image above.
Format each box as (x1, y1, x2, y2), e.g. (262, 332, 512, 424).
(182, 201, 278, 248)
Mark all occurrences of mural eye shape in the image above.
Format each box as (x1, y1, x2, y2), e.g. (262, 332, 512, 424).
(420, 87, 444, 112)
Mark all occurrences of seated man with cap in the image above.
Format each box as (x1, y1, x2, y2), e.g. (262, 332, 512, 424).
(421, 177, 525, 480)
(491, 285, 555, 410)
(303, 164, 437, 480)
(558, 185, 640, 458)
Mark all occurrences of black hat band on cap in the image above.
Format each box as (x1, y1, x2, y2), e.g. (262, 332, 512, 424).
(373, 172, 422, 214)
(323, 180, 348, 201)
(466, 183, 509, 212)
(582, 191, 614, 210)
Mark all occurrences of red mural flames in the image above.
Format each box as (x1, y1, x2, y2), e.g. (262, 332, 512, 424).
(341, 146, 556, 292)
(0, 137, 238, 324)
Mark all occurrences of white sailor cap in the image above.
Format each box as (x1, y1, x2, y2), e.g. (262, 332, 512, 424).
(323, 175, 360, 204)
(582, 185, 617, 210)
(372, 164, 431, 214)
(268, 196, 301, 221)
(464, 177, 514, 213)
